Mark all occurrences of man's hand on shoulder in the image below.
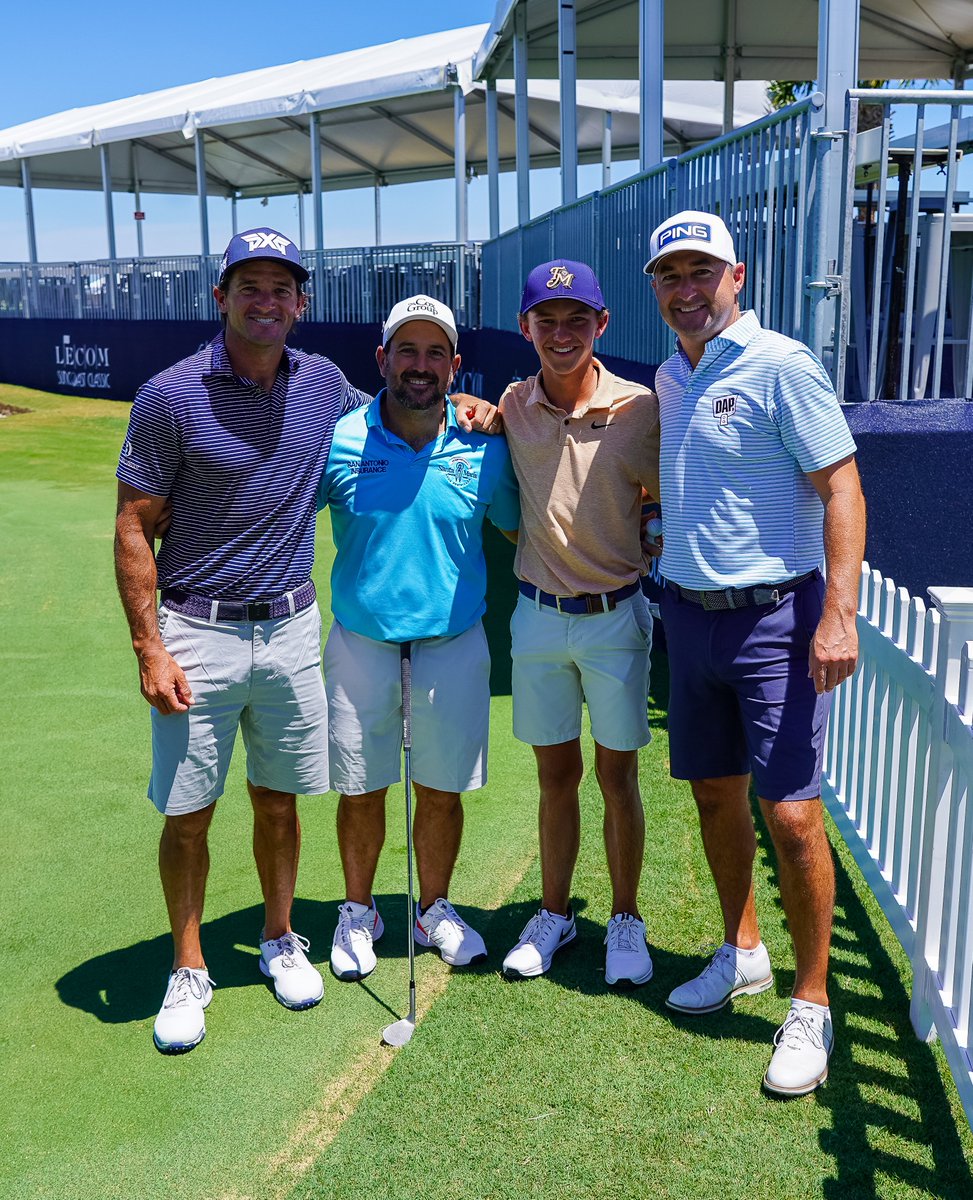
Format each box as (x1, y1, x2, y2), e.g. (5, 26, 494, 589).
(137, 642, 194, 714)
(450, 393, 503, 435)
(809, 605, 858, 694)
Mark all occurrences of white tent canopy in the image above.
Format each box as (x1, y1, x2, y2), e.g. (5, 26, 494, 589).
(474, 0, 973, 82)
(0, 25, 766, 200)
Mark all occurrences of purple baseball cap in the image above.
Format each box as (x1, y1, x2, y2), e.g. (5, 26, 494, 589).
(520, 260, 606, 314)
(218, 227, 309, 286)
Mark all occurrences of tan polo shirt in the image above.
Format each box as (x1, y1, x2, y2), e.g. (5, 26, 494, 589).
(499, 360, 661, 595)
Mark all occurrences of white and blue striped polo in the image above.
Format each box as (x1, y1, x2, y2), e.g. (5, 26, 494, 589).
(319, 392, 520, 643)
(656, 310, 857, 590)
(117, 332, 371, 600)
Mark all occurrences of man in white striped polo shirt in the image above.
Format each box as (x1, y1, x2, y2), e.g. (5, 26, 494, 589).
(645, 210, 866, 1096)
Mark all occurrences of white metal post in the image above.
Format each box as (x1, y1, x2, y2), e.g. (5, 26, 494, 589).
(132, 144, 144, 258)
(559, 0, 578, 205)
(194, 132, 210, 257)
(639, 0, 664, 170)
(514, 3, 530, 224)
(722, 0, 737, 134)
(486, 78, 500, 239)
(811, 0, 859, 371)
(309, 111, 324, 251)
(20, 158, 37, 264)
(101, 144, 117, 260)
(374, 182, 382, 246)
(602, 111, 613, 190)
(454, 85, 468, 243)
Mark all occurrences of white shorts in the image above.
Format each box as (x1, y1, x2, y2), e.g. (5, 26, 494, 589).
(324, 619, 491, 795)
(510, 591, 653, 751)
(149, 602, 329, 816)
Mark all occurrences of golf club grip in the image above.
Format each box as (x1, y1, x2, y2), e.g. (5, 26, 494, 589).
(400, 642, 412, 751)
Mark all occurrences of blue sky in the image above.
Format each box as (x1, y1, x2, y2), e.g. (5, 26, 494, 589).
(0, 1, 608, 261)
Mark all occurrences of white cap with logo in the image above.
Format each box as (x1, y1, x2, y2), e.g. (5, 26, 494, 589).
(643, 210, 739, 275)
(382, 294, 458, 352)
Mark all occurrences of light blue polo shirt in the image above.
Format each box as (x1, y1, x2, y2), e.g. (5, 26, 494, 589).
(656, 310, 857, 590)
(319, 391, 520, 642)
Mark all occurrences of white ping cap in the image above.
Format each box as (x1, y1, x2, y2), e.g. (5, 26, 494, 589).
(382, 294, 458, 352)
(644, 210, 739, 275)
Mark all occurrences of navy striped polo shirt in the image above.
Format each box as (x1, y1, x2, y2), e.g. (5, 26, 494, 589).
(117, 332, 371, 600)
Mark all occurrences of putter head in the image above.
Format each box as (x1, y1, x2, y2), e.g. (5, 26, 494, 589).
(382, 1017, 415, 1047)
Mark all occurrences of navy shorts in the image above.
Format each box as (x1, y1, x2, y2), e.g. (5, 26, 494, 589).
(661, 572, 832, 802)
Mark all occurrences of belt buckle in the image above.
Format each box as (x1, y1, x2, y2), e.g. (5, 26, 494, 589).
(248, 602, 272, 621)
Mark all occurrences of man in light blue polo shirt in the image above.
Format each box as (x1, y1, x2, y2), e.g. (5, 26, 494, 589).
(645, 210, 866, 1097)
(318, 296, 519, 982)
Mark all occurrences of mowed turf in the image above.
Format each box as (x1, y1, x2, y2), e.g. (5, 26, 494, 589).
(2, 383, 972, 1200)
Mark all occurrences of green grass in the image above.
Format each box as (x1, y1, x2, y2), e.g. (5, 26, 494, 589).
(1, 382, 972, 1200)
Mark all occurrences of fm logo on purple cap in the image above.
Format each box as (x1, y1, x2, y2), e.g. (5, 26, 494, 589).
(546, 266, 576, 290)
(241, 231, 293, 255)
(658, 222, 713, 251)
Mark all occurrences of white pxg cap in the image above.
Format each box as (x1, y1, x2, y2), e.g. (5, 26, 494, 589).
(382, 294, 458, 352)
(643, 210, 739, 275)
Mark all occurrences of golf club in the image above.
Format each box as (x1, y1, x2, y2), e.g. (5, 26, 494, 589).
(382, 641, 417, 1047)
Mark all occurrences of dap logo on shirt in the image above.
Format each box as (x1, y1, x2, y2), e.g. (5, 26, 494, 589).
(546, 266, 575, 290)
(657, 222, 713, 251)
(438, 456, 477, 487)
(241, 231, 292, 255)
(712, 395, 738, 426)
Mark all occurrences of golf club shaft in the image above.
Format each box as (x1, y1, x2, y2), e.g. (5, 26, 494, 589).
(400, 641, 417, 1025)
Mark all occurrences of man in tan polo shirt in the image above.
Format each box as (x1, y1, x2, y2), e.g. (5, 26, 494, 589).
(499, 259, 661, 987)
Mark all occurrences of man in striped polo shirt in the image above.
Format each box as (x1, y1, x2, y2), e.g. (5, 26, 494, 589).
(645, 210, 866, 1095)
(115, 227, 366, 1052)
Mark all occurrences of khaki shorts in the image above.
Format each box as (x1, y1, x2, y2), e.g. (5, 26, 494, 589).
(510, 591, 652, 751)
(324, 619, 491, 795)
(148, 602, 329, 815)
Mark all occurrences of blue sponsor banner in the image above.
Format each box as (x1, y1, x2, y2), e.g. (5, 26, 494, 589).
(2, 319, 971, 597)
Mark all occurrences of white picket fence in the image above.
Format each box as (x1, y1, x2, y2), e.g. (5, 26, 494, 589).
(822, 563, 973, 1125)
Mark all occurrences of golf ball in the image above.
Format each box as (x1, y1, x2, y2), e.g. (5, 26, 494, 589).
(646, 518, 663, 538)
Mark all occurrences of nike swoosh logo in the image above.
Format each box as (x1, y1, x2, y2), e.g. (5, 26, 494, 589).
(591, 421, 613, 429)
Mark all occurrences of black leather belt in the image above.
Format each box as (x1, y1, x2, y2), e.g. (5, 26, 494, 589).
(666, 571, 817, 612)
(161, 580, 316, 622)
(518, 579, 641, 615)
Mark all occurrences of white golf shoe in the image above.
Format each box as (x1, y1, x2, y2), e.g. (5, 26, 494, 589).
(259, 931, 324, 1009)
(666, 941, 773, 1014)
(502, 908, 576, 979)
(330, 900, 385, 982)
(763, 1002, 834, 1096)
(153, 967, 214, 1054)
(414, 897, 487, 966)
(604, 913, 653, 987)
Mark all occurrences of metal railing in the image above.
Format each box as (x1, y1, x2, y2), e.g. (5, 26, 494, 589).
(822, 563, 973, 1126)
(481, 95, 823, 366)
(0, 242, 481, 328)
(835, 89, 973, 401)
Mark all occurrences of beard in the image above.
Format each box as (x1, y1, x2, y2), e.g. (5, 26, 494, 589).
(387, 374, 446, 412)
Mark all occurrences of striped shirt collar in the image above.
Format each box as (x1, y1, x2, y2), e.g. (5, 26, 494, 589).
(203, 331, 301, 381)
(674, 309, 761, 370)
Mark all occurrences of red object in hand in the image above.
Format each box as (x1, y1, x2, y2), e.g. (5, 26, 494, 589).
(466, 406, 477, 420)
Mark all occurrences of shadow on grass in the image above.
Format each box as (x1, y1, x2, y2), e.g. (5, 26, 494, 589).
(56, 896, 345, 1023)
(751, 804, 973, 1197)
